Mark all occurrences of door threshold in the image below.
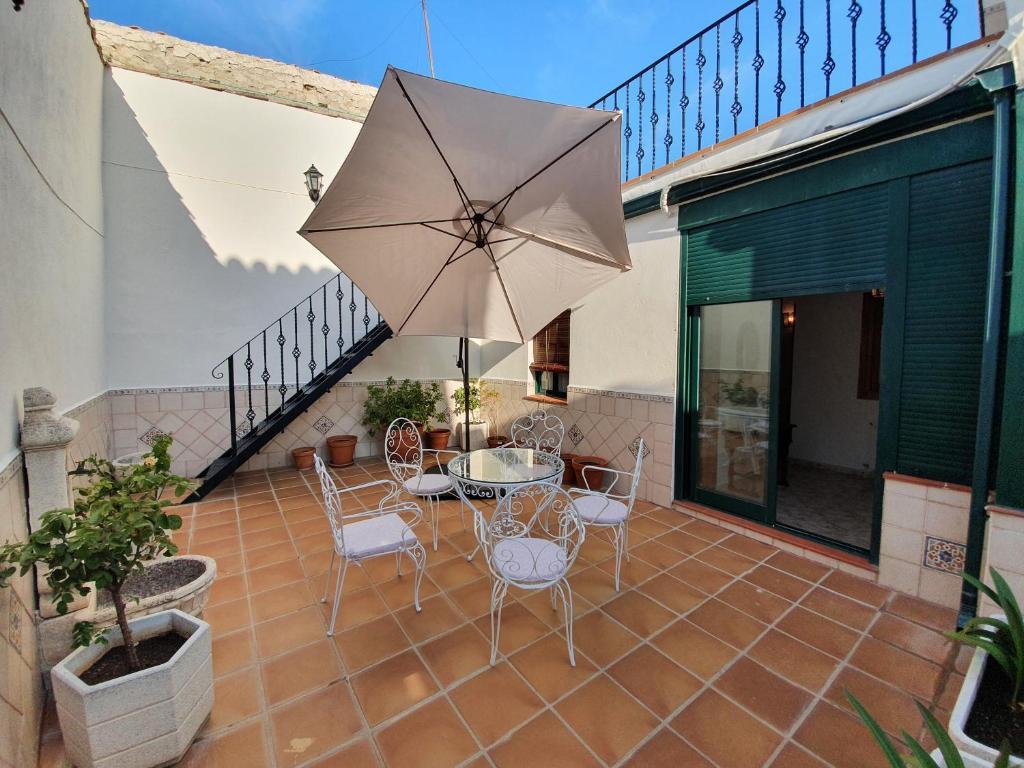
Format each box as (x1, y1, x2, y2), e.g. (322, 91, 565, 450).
(672, 499, 877, 578)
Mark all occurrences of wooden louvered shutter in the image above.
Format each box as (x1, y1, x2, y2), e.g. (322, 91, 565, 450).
(531, 310, 570, 373)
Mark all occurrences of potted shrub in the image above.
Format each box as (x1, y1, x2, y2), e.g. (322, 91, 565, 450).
(363, 377, 443, 458)
(943, 569, 1024, 766)
(326, 434, 358, 467)
(452, 379, 493, 450)
(0, 438, 212, 768)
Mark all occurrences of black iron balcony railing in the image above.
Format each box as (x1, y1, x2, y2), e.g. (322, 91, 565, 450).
(211, 271, 383, 455)
(591, 0, 985, 183)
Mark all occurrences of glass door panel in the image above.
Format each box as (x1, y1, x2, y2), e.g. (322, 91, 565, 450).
(693, 301, 776, 520)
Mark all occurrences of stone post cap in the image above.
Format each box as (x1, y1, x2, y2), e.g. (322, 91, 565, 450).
(21, 387, 79, 452)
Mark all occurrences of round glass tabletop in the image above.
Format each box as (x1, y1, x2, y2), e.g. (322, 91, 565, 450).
(447, 448, 564, 487)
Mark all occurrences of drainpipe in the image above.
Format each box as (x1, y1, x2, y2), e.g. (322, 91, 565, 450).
(960, 63, 1015, 626)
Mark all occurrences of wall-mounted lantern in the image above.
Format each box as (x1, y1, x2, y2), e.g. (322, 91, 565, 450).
(303, 164, 323, 202)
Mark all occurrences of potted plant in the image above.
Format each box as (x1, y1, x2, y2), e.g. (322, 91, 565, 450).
(292, 446, 316, 469)
(326, 434, 358, 467)
(572, 455, 610, 490)
(452, 379, 493, 450)
(943, 569, 1024, 766)
(0, 438, 212, 768)
(363, 377, 443, 458)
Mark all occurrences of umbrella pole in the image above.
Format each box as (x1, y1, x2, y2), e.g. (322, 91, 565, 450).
(462, 337, 471, 451)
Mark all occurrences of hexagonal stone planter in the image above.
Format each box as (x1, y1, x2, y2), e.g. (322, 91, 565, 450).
(51, 609, 213, 768)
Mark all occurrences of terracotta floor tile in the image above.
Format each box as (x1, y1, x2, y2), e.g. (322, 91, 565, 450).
(609, 645, 702, 718)
(596, 553, 661, 587)
(305, 739, 378, 768)
(747, 629, 840, 693)
(239, 509, 285, 530)
(375, 698, 479, 768)
(850, 635, 945, 700)
(630, 516, 674, 539)
(261, 639, 343, 704)
(429, 556, 485, 591)
(717, 579, 791, 623)
(518, 586, 589, 629)
(395, 594, 464, 644)
(655, 529, 712, 556)
(769, 743, 830, 767)
(887, 593, 957, 632)
(824, 667, 923, 738)
(556, 675, 660, 764)
(207, 667, 263, 731)
(254, 605, 325, 659)
(446, 577, 493, 619)
(679, 519, 731, 543)
(234, 490, 276, 508)
(631, 540, 686, 571)
(316, 585, 390, 631)
(570, 609, 642, 667)
(508, 631, 598, 701)
(568, 565, 621, 606)
(251, 580, 315, 623)
(213, 552, 244, 577)
(178, 718, 271, 768)
(695, 545, 758, 576)
(271, 684, 363, 767)
(212, 629, 256, 678)
(191, 537, 243, 560)
(333, 614, 410, 672)
(652, 619, 738, 680)
(279, 493, 318, 511)
(671, 689, 781, 768)
(624, 728, 714, 767)
(242, 525, 292, 550)
(638, 572, 706, 615)
(288, 515, 330, 539)
(192, 522, 241, 546)
(247, 559, 306, 594)
(194, 498, 237, 515)
(421, 623, 492, 687)
(686, 598, 766, 650)
(208, 573, 247, 607)
(351, 650, 438, 725)
(745, 564, 816, 601)
(293, 532, 334, 557)
(603, 590, 676, 637)
(192, 510, 237, 530)
(489, 711, 599, 768)
(205, 597, 253, 637)
(821, 570, 890, 607)
(283, 503, 326, 523)
(776, 606, 860, 659)
(794, 700, 893, 768)
(719, 532, 779, 561)
(473, 601, 549, 657)
(449, 662, 544, 746)
(667, 557, 734, 595)
(802, 585, 879, 630)
(715, 656, 814, 731)
(577, 534, 617, 565)
(869, 613, 954, 662)
(766, 550, 830, 583)
(376, 569, 440, 610)
(246, 541, 298, 570)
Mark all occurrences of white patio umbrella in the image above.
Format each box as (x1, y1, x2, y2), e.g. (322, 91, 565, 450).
(299, 66, 630, 447)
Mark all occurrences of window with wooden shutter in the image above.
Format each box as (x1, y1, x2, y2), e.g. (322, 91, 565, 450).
(530, 310, 570, 400)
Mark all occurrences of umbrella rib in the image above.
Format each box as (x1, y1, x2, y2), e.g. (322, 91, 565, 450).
(421, 222, 474, 242)
(303, 218, 469, 234)
(396, 228, 476, 335)
(482, 239, 525, 343)
(391, 69, 477, 223)
(495, 223, 629, 269)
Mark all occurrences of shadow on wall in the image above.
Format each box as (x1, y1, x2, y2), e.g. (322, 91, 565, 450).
(101, 73, 338, 390)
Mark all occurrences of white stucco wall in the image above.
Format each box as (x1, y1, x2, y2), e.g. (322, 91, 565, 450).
(0, 2, 106, 464)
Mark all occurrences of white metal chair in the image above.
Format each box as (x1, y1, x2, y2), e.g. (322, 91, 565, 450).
(506, 410, 565, 455)
(384, 417, 464, 550)
(313, 454, 426, 636)
(568, 438, 645, 591)
(473, 481, 584, 666)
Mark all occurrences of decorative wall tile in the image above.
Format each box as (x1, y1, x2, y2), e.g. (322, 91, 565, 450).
(629, 437, 651, 459)
(313, 415, 335, 434)
(568, 424, 584, 446)
(923, 536, 966, 574)
(140, 426, 168, 446)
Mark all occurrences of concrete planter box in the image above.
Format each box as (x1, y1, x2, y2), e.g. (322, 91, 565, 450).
(456, 421, 488, 450)
(51, 609, 213, 768)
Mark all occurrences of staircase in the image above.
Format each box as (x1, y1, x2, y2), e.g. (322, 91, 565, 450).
(188, 272, 391, 500)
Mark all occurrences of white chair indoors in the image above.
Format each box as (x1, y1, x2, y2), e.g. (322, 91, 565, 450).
(384, 417, 464, 550)
(313, 454, 426, 636)
(506, 410, 565, 455)
(474, 481, 585, 666)
(568, 438, 645, 591)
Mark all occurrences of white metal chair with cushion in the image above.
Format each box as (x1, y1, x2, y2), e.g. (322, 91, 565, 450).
(313, 454, 426, 636)
(569, 438, 645, 591)
(384, 417, 464, 550)
(506, 410, 565, 455)
(473, 481, 585, 666)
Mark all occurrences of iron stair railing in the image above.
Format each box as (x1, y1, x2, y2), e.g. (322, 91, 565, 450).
(189, 272, 391, 500)
(591, 0, 984, 183)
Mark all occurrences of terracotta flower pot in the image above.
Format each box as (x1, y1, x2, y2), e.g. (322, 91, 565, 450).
(292, 447, 315, 470)
(571, 455, 609, 490)
(326, 435, 358, 468)
(561, 452, 579, 485)
(423, 428, 451, 451)
(486, 435, 508, 448)
(391, 422, 424, 462)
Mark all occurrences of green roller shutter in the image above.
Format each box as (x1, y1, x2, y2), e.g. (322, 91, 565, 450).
(684, 183, 889, 305)
(896, 160, 992, 485)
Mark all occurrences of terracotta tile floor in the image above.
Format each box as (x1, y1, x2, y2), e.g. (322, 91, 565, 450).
(39, 459, 966, 768)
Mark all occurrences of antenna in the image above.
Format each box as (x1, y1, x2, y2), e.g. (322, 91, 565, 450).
(421, 0, 436, 78)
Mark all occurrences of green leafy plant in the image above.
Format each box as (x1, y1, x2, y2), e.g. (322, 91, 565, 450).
(848, 692, 1011, 767)
(362, 377, 443, 435)
(452, 378, 496, 423)
(948, 568, 1024, 710)
(719, 377, 762, 407)
(0, 436, 193, 672)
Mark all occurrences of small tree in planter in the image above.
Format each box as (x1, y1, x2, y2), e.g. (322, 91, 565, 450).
(452, 379, 497, 449)
(0, 435, 192, 671)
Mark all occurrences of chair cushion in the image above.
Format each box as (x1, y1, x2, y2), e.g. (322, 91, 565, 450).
(343, 513, 417, 558)
(404, 474, 452, 495)
(491, 537, 568, 583)
(573, 494, 629, 525)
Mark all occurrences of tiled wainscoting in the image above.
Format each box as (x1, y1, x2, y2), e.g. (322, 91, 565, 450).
(0, 458, 43, 768)
(65, 393, 113, 481)
(877, 474, 971, 609)
(980, 504, 1024, 616)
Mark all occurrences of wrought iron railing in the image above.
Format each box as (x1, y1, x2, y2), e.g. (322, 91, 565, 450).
(591, 0, 984, 182)
(211, 271, 383, 455)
